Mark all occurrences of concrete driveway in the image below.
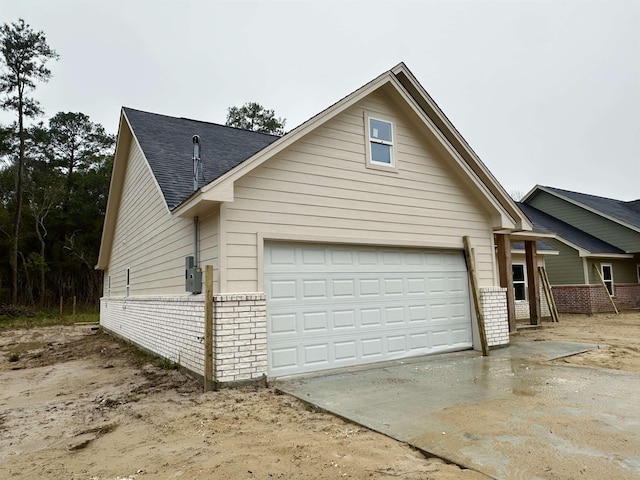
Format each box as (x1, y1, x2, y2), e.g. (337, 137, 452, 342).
(276, 338, 640, 479)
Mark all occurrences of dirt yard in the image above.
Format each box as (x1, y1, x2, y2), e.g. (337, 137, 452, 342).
(1, 310, 638, 480)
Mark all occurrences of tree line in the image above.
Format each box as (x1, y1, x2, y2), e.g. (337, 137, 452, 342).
(0, 19, 286, 308)
(0, 19, 114, 307)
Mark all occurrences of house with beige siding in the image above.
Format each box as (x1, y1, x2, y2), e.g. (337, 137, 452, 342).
(520, 186, 640, 313)
(97, 63, 538, 385)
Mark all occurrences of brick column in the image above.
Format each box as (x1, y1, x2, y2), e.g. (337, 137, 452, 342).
(479, 287, 510, 348)
(213, 293, 267, 384)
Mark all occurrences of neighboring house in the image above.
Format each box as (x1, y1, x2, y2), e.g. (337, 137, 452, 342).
(510, 240, 556, 320)
(520, 186, 640, 313)
(97, 63, 537, 386)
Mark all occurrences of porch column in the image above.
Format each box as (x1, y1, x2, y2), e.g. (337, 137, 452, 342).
(496, 233, 516, 332)
(525, 240, 541, 325)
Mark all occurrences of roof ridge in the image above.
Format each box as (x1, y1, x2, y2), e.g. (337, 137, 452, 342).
(122, 106, 281, 139)
(544, 185, 624, 203)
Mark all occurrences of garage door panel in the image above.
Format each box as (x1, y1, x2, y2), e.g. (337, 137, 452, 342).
(265, 243, 473, 376)
(410, 332, 428, 350)
(386, 306, 404, 324)
(332, 279, 355, 297)
(362, 338, 383, 357)
(302, 279, 328, 299)
(303, 311, 328, 332)
(360, 279, 381, 296)
(270, 313, 297, 335)
(304, 344, 329, 365)
(333, 309, 356, 329)
(335, 341, 357, 361)
(387, 335, 407, 353)
(407, 278, 427, 295)
(271, 347, 298, 370)
(269, 280, 297, 301)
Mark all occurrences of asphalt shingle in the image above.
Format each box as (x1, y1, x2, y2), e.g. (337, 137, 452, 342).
(123, 107, 280, 210)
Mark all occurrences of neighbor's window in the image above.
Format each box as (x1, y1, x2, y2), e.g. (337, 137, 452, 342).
(365, 114, 396, 170)
(601, 264, 614, 296)
(637, 264, 640, 283)
(126, 268, 130, 297)
(512, 264, 526, 301)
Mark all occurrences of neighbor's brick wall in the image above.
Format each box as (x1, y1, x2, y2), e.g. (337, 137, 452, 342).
(480, 287, 509, 347)
(613, 284, 640, 310)
(213, 293, 267, 383)
(100, 296, 205, 374)
(550, 284, 637, 314)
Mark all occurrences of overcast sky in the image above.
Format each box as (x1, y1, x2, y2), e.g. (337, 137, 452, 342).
(2, 0, 639, 201)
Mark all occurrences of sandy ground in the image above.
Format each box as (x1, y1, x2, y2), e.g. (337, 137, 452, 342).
(0, 310, 638, 480)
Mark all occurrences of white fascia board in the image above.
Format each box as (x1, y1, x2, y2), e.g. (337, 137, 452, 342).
(385, 75, 519, 231)
(510, 231, 556, 241)
(96, 110, 131, 270)
(521, 184, 542, 203)
(585, 253, 634, 259)
(391, 64, 531, 232)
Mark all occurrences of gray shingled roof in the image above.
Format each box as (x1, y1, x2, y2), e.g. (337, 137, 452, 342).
(517, 203, 626, 255)
(543, 186, 640, 230)
(510, 240, 556, 252)
(123, 107, 280, 210)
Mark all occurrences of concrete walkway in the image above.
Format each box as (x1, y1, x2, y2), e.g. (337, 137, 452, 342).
(276, 338, 640, 479)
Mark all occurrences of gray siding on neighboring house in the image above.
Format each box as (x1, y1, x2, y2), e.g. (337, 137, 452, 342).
(587, 258, 639, 285)
(223, 89, 496, 293)
(542, 239, 586, 285)
(529, 191, 640, 252)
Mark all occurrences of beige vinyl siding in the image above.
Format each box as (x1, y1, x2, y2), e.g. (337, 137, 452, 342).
(542, 239, 585, 285)
(529, 191, 640, 252)
(223, 91, 496, 292)
(108, 140, 220, 296)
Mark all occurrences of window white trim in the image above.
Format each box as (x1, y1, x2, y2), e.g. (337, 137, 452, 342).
(600, 263, 613, 296)
(637, 264, 640, 283)
(512, 263, 527, 301)
(364, 112, 398, 172)
(125, 268, 130, 297)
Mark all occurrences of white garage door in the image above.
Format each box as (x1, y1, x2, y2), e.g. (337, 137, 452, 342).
(264, 242, 473, 377)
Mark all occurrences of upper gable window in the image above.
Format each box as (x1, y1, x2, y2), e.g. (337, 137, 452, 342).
(365, 113, 397, 171)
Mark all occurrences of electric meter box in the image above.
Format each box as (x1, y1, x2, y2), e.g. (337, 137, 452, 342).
(185, 256, 202, 294)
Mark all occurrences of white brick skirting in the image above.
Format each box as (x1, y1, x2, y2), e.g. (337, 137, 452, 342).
(515, 284, 552, 320)
(100, 296, 205, 374)
(100, 293, 267, 385)
(479, 287, 510, 348)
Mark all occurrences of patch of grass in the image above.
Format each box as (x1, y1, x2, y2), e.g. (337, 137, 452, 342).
(0, 308, 99, 330)
(7, 352, 20, 362)
(120, 338, 180, 371)
(302, 401, 322, 413)
(159, 357, 180, 371)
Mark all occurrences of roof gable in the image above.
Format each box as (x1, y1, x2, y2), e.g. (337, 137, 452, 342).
(524, 185, 640, 232)
(517, 202, 627, 255)
(175, 63, 530, 232)
(123, 108, 279, 210)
